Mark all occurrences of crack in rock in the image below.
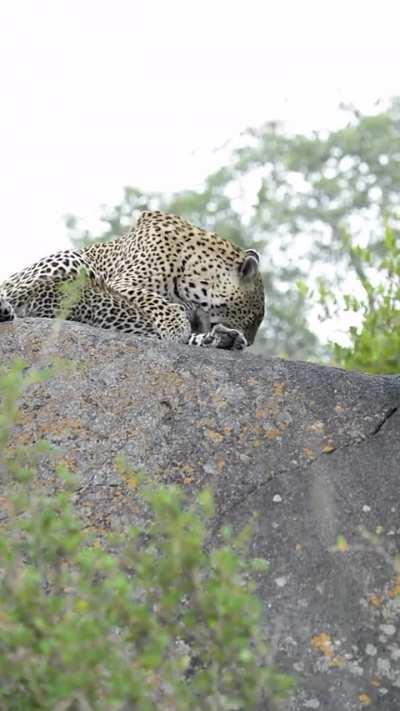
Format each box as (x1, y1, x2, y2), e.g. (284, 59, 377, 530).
(220, 404, 400, 517)
(324, 404, 399, 455)
(370, 405, 398, 436)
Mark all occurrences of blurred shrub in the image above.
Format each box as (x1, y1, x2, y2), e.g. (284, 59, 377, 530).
(0, 360, 292, 710)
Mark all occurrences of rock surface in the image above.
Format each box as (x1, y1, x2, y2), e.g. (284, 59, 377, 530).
(1, 318, 400, 710)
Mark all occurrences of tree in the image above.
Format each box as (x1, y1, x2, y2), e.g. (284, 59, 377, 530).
(66, 99, 400, 362)
(315, 226, 400, 374)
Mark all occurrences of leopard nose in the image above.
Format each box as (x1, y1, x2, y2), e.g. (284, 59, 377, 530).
(190, 307, 211, 333)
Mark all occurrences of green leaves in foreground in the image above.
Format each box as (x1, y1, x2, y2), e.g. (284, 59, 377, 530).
(0, 362, 292, 710)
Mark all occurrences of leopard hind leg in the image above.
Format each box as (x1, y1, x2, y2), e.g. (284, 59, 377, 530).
(0, 250, 100, 321)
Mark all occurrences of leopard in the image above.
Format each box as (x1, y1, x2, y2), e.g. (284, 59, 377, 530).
(0, 211, 265, 350)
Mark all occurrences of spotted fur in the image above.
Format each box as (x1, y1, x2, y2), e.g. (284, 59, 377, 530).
(0, 211, 265, 349)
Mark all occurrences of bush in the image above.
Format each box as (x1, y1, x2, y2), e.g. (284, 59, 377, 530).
(302, 225, 400, 374)
(333, 227, 400, 374)
(0, 360, 292, 710)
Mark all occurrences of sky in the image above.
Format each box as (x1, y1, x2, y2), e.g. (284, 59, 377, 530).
(1, 0, 400, 282)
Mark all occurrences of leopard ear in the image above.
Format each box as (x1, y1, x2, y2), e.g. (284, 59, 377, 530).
(239, 250, 260, 282)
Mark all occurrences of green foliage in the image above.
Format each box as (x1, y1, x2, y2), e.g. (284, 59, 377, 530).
(0, 361, 292, 710)
(323, 227, 400, 374)
(56, 269, 92, 321)
(65, 99, 400, 363)
(307, 225, 400, 373)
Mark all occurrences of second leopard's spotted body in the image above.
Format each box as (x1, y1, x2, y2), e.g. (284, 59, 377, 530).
(0, 212, 265, 350)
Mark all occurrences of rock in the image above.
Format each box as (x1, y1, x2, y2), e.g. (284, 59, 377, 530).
(1, 318, 400, 710)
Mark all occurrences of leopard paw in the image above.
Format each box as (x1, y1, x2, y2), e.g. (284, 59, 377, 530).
(189, 324, 248, 350)
(0, 294, 15, 322)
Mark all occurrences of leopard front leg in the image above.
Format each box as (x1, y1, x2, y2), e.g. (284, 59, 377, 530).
(98, 284, 246, 349)
(104, 283, 246, 349)
(70, 285, 193, 341)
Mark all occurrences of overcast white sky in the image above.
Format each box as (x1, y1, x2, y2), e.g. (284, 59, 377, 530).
(1, 0, 400, 282)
